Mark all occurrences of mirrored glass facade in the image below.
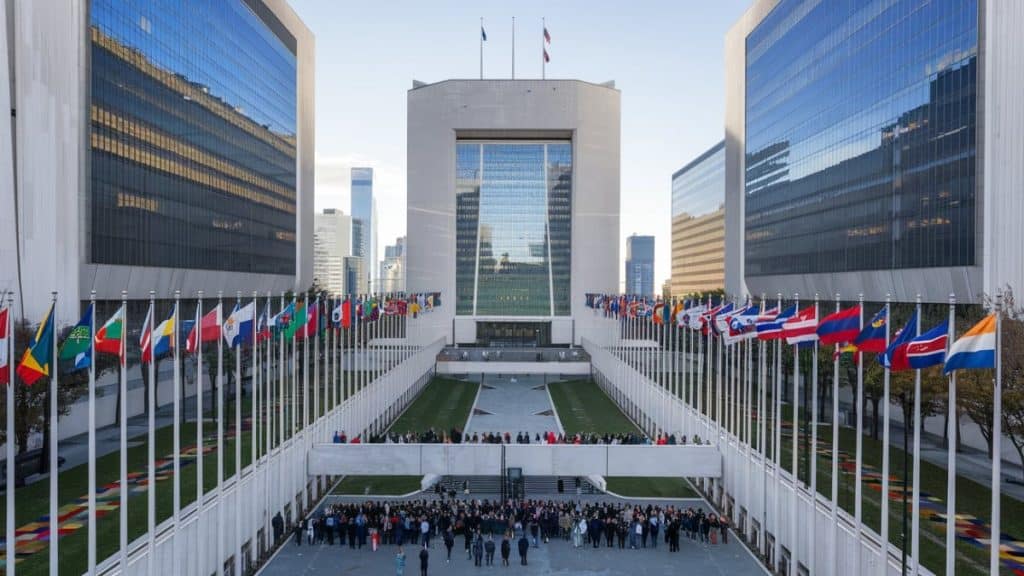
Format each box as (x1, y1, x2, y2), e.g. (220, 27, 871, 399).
(90, 0, 297, 274)
(744, 0, 978, 277)
(672, 141, 725, 295)
(455, 141, 572, 316)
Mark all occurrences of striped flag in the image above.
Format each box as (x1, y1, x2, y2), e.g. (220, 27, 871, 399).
(0, 307, 8, 385)
(906, 320, 948, 369)
(782, 305, 818, 345)
(944, 314, 997, 374)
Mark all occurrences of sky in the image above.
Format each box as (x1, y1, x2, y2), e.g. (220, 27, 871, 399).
(290, 0, 750, 292)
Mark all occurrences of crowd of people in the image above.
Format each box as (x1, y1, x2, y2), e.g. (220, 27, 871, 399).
(290, 497, 732, 574)
(332, 427, 710, 446)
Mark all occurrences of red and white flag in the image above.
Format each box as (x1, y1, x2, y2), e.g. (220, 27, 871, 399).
(782, 305, 818, 345)
(0, 307, 9, 385)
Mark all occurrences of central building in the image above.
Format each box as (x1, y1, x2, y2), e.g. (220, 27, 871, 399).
(407, 79, 620, 346)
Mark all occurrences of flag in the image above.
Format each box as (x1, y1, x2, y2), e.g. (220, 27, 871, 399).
(140, 303, 154, 364)
(716, 304, 748, 334)
(271, 301, 294, 331)
(757, 305, 795, 340)
(680, 304, 705, 329)
(725, 308, 760, 344)
(223, 301, 255, 348)
(851, 307, 888, 353)
(0, 307, 8, 385)
(95, 305, 125, 358)
(653, 302, 665, 325)
(710, 302, 735, 334)
(59, 303, 94, 372)
(284, 301, 307, 340)
(186, 305, 222, 353)
(881, 310, 918, 371)
(17, 303, 54, 385)
(544, 26, 551, 43)
(944, 314, 997, 374)
(543, 49, 550, 63)
(332, 301, 344, 326)
(257, 301, 272, 342)
(816, 305, 861, 346)
(342, 299, 352, 329)
(907, 320, 949, 369)
(298, 300, 318, 340)
(782, 305, 818, 345)
(151, 306, 176, 360)
(481, 26, 487, 41)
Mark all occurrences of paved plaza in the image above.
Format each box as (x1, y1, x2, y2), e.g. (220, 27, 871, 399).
(465, 375, 563, 438)
(259, 495, 767, 575)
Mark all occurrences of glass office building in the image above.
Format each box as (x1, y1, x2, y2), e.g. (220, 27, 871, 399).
(455, 141, 572, 317)
(351, 167, 377, 292)
(672, 141, 725, 295)
(744, 0, 978, 277)
(89, 0, 298, 275)
(625, 234, 655, 298)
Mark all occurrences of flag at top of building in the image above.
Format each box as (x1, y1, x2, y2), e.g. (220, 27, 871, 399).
(223, 301, 255, 348)
(906, 320, 949, 369)
(59, 303, 94, 372)
(17, 303, 54, 385)
(944, 313, 997, 374)
(816, 305, 861, 346)
(781, 305, 818, 345)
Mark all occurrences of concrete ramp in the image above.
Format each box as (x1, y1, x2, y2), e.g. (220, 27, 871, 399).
(309, 443, 721, 478)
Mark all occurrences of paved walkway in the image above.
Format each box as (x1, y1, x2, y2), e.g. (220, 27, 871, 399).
(465, 375, 561, 438)
(259, 494, 767, 576)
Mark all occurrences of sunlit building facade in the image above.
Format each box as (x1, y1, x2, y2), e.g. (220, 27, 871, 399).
(726, 0, 1024, 303)
(671, 141, 724, 297)
(1, 0, 314, 322)
(407, 79, 620, 346)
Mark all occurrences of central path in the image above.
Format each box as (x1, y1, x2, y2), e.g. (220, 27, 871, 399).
(464, 375, 562, 439)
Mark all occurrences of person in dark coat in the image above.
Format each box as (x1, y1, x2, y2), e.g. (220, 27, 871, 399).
(517, 534, 529, 565)
(419, 544, 429, 576)
(484, 535, 496, 566)
(472, 533, 483, 566)
(501, 535, 511, 566)
(443, 528, 454, 562)
(293, 521, 303, 546)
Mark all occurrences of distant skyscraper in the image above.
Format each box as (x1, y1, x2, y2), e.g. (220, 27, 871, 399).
(380, 236, 406, 293)
(625, 234, 655, 298)
(351, 167, 378, 293)
(314, 209, 352, 294)
(343, 256, 364, 296)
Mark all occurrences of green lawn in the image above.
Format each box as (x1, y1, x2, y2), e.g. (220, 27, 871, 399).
(386, 376, 479, 434)
(332, 476, 423, 495)
(547, 379, 699, 499)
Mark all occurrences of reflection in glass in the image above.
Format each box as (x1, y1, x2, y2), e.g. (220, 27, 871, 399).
(455, 142, 572, 317)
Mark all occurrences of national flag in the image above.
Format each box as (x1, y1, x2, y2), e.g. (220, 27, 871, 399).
(17, 303, 54, 385)
(709, 302, 735, 334)
(816, 305, 861, 346)
(342, 298, 352, 329)
(0, 307, 8, 385)
(186, 304, 222, 353)
(95, 305, 125, 358)
(881, 310, 918, 371)
(716, 304, 747, 334)
(140, 303, 154, 364)
(851, 307, 888, 353)
(907, 320, 948, 369)
(544, 26, 551, 43)
(944, 314, 997, 374)
(59, 303, 94, 372)
(223, 301, 255, 348)
(725, 308, 760, 344)
(757, 305, 795, 340)
(653, 302, 665, 325)
(679, 304, 705, 329)
(271, 301, 294, 331)
(257, 301, 272, 342)
(782, 305, 818, 345)
(152, 306, 176, 359)
(543, 49, 550, 63)
(481, 26, 487, 41)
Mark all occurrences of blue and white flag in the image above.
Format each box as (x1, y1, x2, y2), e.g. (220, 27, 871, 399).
(223, 301, 255, 348)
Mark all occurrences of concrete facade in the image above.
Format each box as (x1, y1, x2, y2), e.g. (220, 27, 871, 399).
(406, 79, 621, 346)
(2, 0, 315, 324)
(314, 209, 352, 294)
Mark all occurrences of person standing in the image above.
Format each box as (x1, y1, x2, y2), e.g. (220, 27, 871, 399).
(649, 514, 659, 549)
(501, 534, 512, 566)
(395, 546, 407, 576)
(517, 534, 529, 565)
(485, 535, 496, 566)
(421, 517, 431, 548)
(443, 527, 455, 562)
(472, 533, 484, 566)
(419, 544, 429, 576)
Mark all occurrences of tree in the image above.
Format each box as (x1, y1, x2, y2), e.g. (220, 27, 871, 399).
(996, 294, 1024, 478)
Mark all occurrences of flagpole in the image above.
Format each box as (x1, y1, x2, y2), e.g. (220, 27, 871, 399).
(263, 291, 272, 555)
(854, 293, 865, 576)
(234, 291, 242, 573)
(48, 291, 57, 576)
(831, 293, 841, 576)
(172, 289, 181, 576)
(991, 293, 1003, 576)
(195, 290, 204, 576)
(758, 294, 767, 557)
(87, 291, 96, 575)
(118, 289, 127, 571)
(5, 292, 14, 576)
(511, 16, 516, 79)
(772, 292, 781, 573)
(880, 294, 892, 576)
(301, 293, 308, 508)
(146, 290, 156, 576)
(810, 293, 819, 576)
(216, 290, 224, 576)
(944, 294, 957, 576)
(790, 293, 799, 576)
(5, 292, 15, 576)
(910, 294, 922, 576)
